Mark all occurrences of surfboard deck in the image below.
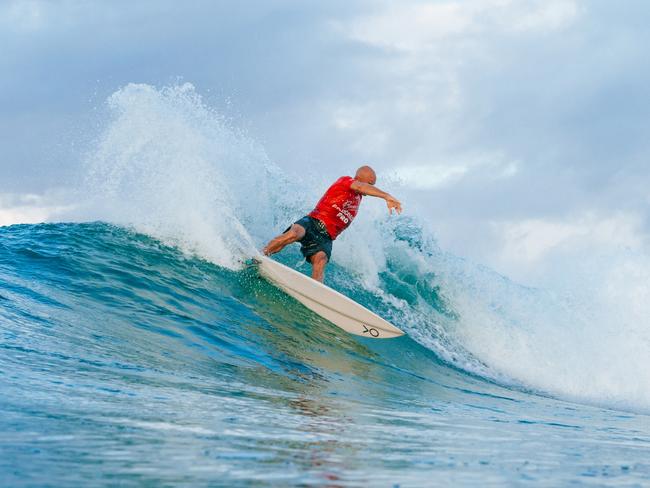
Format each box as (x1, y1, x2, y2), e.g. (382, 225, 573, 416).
(253, 256, 405, 339)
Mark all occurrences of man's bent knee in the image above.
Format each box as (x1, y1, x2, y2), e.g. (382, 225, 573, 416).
(310, 251, 328, 266)
(287, 224, 306, 241)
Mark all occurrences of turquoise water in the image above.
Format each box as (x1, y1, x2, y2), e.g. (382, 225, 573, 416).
(1, 222, 649, 487)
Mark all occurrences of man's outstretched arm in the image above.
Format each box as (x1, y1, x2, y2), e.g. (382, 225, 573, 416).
(350, 181, 403, 214)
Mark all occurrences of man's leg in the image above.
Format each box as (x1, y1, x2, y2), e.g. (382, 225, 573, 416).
(309, 251, 328, 282)
(262, 224, 306, 256)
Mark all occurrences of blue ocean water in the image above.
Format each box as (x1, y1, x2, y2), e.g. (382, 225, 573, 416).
(2, 84, 650, 486)
(1, 222, 649, 487)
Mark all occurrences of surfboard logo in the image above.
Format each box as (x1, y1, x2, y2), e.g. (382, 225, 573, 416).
(362, 324, 379, 337)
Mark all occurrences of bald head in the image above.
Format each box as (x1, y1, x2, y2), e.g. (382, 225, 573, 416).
(355, 165, 377, 185)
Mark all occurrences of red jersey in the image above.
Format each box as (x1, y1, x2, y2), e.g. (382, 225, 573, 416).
(309, 176, 363, 239)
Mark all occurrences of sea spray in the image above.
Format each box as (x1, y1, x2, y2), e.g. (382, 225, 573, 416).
(81, 83, 302, 269)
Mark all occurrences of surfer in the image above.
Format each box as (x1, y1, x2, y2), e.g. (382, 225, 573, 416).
(262, 166, 402, 282)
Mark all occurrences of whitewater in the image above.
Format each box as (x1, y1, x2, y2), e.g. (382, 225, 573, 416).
(1, 84, 649, 486)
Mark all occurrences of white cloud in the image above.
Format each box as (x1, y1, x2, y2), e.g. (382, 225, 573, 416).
(0, 0, 47, 32)
(494, 212, 645, 266)
(326, 101, 391, 157)
(322, 0, 580, 200)
(0, 193, 71, 226)
(511, 0, 580, 32)
(391, 153, 518, 189)
(345, 2, 474, 51)
(392, 164, 469, 189)
(344, 0, 581, 52)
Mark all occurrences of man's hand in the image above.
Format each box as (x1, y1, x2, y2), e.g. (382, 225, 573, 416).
(385, 195, 402, 215)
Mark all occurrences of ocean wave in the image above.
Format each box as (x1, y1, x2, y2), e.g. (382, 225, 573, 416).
(7, 82, 650, 414)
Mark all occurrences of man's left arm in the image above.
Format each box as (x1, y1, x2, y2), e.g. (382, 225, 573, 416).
(350, 181, 403, 214)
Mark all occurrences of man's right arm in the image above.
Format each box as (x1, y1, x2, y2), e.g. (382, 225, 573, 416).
(350, 181, 403, 214)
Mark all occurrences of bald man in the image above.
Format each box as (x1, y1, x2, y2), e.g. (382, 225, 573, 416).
(262, 166, 402, 282)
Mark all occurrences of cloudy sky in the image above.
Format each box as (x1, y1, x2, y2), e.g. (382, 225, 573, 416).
(2, 0, 649, 281)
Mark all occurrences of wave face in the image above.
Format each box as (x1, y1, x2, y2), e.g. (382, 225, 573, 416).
(2, 84, 650, 485)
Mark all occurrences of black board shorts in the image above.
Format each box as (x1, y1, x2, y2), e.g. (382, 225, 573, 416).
(285, 216, 333, 262)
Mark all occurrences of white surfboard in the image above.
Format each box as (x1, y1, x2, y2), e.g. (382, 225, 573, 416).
(254, 256, 405, 339)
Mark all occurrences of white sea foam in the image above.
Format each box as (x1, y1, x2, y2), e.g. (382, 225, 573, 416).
(433, 249, 650, 412)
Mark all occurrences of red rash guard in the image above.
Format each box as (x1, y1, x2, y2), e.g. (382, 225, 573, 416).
(309, 176, 363, 239)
